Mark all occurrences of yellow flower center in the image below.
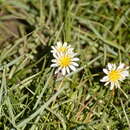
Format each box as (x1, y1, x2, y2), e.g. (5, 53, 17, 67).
(108, 70, 122, 82)
(58, 47, 67, 52)
(59, 56, 71, 67)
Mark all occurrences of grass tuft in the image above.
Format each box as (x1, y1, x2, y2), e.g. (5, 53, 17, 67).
(0, 0, 130, 129)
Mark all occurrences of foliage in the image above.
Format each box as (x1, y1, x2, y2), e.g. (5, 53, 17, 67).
(0, 0, 130, 129)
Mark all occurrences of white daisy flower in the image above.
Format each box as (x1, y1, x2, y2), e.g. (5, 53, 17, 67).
(51, 52, 79, 76)
(100, 63, 129, 90)
(51, 42, 73, 54)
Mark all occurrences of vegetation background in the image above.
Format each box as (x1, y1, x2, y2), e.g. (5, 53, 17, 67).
(0, 0, 130, 129)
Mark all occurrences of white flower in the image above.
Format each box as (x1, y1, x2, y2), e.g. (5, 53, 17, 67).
(51, 52, 79, 75)
(100, 63, 129, 90)
(51, 42, 73, 54)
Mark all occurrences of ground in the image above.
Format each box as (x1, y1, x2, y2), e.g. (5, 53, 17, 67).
(0, 0, 130, 129)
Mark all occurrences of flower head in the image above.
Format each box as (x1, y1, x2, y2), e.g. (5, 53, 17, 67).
(51, 46, 79, 76)
(51, 42, 73, 54)
(100, 63, 129, 90)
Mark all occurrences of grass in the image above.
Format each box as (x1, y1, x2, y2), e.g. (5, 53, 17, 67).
(0, 0, 130, 129)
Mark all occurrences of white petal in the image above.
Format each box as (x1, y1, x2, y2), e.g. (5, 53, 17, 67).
(66, 67, 70, 74)
(103, 69, 108, 74)
(68, 45, 71, 48)
(51, 46, 56, 50)
(107, 63, 112, 70)
(115, 81, 120, 88)
(51, 59, 57, 63)
(63, 42, 67, 47)
(69, 52, 77, 57)
(72, 58, 79, 61)
(121, 71, 129, 77)
(71, 62, 79, 67)
(59, 52, 63, 56)
(118, 74, 125, 81)
(51, 47, 58, 53)
(100, 76, 109, 82)
(53, 52, 62, 59)
(117, 63, 125, 70)
(110, 82, 114, 90)
(62, 67, 66, 75)
(104, 81, 109, 86)
(112, 64, 116, 70)
(69, 65, 76, 71)
(53, 53, 58, 59)
(51, 50, 55, 53)
(57, 42, 62, 47)
(50, 64, 58, 67)
(55, 69, 59, 74)
(110, 85, 114, 90)
(55, 67, 62, 74)
(57, 52, 62, 57)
